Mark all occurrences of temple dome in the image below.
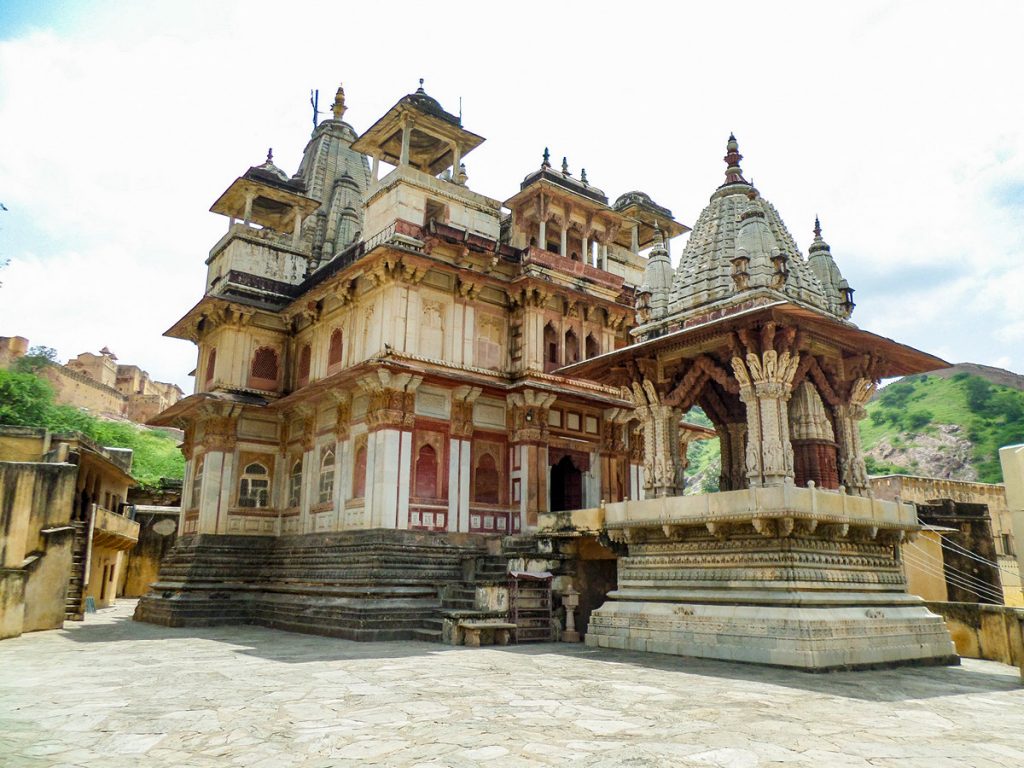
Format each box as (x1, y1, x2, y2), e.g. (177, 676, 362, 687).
(667, 136, 834, 321)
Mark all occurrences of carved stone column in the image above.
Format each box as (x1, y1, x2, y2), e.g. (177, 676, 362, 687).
(628, 380, 684, 498)
(507, 389, 557, 526)
(731, 348, 800, 487)
(834, 377, 875, 496)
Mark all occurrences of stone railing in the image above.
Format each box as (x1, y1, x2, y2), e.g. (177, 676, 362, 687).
(92, 506, 140, 550)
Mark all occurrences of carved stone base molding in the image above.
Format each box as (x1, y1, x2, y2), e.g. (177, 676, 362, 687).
(584, 486, 958, 670)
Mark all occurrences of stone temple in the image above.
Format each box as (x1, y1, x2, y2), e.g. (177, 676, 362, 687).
(138, 82, 956, 669)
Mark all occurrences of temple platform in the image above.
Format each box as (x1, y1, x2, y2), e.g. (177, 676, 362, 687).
(575, 485, 958, 671)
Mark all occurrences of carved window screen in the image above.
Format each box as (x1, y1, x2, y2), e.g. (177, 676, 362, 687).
(250, 347, 279, 383)
(238, 462, 270, 508)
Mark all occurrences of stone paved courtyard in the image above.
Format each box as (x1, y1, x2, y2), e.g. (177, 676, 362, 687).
(2, 601, 1023, 768)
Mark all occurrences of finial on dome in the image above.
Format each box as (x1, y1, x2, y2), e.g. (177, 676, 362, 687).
(417, 78, 425, 93)
(562, 156, 570, 175)
(542, 147, 551, 168)
(267, 148, 274, 163)
(722, 133, 748, 186)
(580, 168, 588, 184)
(814, 215, 822, 239)
(652, 225, 665, 250)
(332, 84, 347, 120)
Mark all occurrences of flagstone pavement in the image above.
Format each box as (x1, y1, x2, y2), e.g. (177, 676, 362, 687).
(2, 600, 1023, 768)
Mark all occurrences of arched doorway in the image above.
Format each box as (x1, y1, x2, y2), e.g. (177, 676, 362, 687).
(550, 455, 583, 512)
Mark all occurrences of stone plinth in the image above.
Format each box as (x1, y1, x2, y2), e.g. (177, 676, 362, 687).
(585, 485, 958, 670)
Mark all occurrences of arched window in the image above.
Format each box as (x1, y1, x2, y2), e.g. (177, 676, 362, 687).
(328, 329, 344, 367)
(318, 448, 335, 504)
(564, 329, 580, 364)
(238, 462, 269, 508)
(585, 333, 600, 359)
(414, 444, 438, 498)
(190, 458, 204, 509)
(288, 459, 302, 508)
(297, 343, 311, 387)
(544, 323, 559, 365)
(205, 348, 216, 387)
(474, 453, 500, 504)
(352, 445, 367, 499)
(250, 347, 279, 386)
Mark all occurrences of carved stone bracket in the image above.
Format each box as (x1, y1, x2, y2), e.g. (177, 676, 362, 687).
(358, 370, 422, 430)
(507, 389, 557, 443)
(450, 385, 482, 439)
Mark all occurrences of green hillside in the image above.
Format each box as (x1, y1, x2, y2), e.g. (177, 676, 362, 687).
(682, 366, 1024, 491)
(0, 368, 185, 489)
(863, 370, 1024, 483)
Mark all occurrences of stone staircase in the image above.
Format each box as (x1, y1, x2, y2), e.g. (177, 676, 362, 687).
(64, 522, 88, 622)
(135, 529, 487, 641)
(429, 535, 556, 644)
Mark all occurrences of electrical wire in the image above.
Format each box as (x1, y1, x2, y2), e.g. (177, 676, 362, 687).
(904, 539, 1008, 597)
(919, 525, 1022, 579)
(901, 549, 1005, 602)
(901, 544, 1006, 602)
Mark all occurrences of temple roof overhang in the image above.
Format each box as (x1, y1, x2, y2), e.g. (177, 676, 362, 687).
(210, 177, 320, 230)
(556, 300, 949, 383)
(148, 390, 270, 428)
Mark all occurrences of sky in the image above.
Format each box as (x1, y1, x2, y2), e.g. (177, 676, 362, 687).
(1, 1, 1022, 393)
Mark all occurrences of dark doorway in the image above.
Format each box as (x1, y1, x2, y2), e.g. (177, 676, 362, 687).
(550, 455, 583, 512)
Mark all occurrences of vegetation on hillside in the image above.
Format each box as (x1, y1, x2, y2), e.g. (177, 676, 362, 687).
(681, 369, 1024, 491)
(863, 372, 1024, 483)
(0, 365, 184, 489)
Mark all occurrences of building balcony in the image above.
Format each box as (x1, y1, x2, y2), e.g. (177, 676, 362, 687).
(92, 506, 140, 551)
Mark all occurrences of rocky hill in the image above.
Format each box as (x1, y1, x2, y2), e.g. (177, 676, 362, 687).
(684, 363, 1024, 491)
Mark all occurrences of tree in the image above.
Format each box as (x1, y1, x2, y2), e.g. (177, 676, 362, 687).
(13, 345, 59, 373)
(0, 369, 55, 426)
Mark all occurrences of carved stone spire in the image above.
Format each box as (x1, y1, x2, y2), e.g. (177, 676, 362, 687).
(542, 147, 551, 169)
(721, 133, 748, 186)
(332, 84, 347, 120)
(561, 156, 570, 175)
(807, 216, 854, 319)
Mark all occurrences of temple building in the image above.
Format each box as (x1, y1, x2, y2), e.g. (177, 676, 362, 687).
(138, 81, 957, 668)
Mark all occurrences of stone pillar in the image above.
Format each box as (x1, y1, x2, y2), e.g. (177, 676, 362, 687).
(371, 155, 380, 181)
(508, 390, 557, 527)
(292, 209, 303, 247)
(242, 192, 254, 225)
(399, 117, 413, 166)
(195, 412, 237, 534)
(631, 223, 639, 254)
(332, 394, 352, 530)
(582, 234, 590, 266)
(627, 380, 684, 498)
(834, 377, 874, 496)
(450, 386, 481, 532)
(450, 141, 461, 182)
(538, 219, 546, 248)
(731, 349, 800, 487)
(358, 371, 421, 529)
(560, 226, 568, 257)
(600, 243, 609, 270)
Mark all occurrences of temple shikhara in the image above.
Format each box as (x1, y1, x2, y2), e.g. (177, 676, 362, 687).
(138, 81, 957, 669)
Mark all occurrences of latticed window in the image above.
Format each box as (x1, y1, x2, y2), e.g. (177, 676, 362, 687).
(328, 329, 344, 367)
(288, 459, 302, 508)
(352, 445, 367, 498)
(474, 453, 499, 504)
(205, 348, 216, 386)
(250, 347, 279, 383)
(238, 462, 269, 508)
(319, 448, 335, 504)
(297, 344, 311, 387)
(190, 458, 204, 509)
